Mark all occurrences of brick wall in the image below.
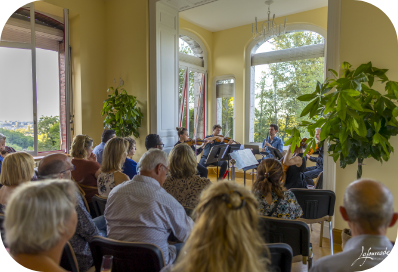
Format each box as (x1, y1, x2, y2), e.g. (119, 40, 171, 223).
(59, 41, 67, 151)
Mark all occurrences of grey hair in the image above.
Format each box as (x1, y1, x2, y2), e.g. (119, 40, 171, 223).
(0, 133, 6, 142)
(315, 128, 321, 132)
(4, 179, 77, 255)
(344, 179, 394, 229)
(137, 148, 168, 173)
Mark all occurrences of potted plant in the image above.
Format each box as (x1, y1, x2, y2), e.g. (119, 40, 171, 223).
(286, 62, 398, 179)
(101, 86, 144, 138)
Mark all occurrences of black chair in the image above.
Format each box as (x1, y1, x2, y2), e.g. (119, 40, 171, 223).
(92, 194, 107, 218)
(290, 189, 336, 254)
(0, 213, 5, 246)
(259, 215, 312, 271)
(60, 241, 79, 272)
(89, 236, 165, 272)
(266, 243, 293, 272)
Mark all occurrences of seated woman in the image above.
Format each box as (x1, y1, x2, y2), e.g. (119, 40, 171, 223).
(0, 133, 16, 175)
(163, 143, 211, 208)
(161, 181, 267, 272)
(283, 138, 310, 189)
(253, 158, 303, 219)
(175, 127, 208, 178)
(122, 137, 138, 179)
(97, 137, 130, 197)
(70, 134, 100, 218)
(4, 180, 78, 272)
(0, 152, 35, 213)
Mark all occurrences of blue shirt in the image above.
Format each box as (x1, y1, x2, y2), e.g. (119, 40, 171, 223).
(93, 142, 106, 165)
(262, 135, 284, 159)
(123, 158, 137, 179)
(0, 155, 3, 175)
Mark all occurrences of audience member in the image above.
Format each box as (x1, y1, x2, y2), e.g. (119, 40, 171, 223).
(105, 148, 194, 265)
(97, 137, 129, 197)
(283, 139, 310, 189)
(163, 143, 211, 208)
(0, 133, 16, 175)
(253, 159, 303, 219)
(4, 180, 78, 272)
(145, 134, 164, 150)
(93, 129, 116, 164)
(70, 134, 100, 218)
(304, 128, 323, 184)
(38, 153, 105, 272)
(0, 152, 34, 213)
(310, 179, 397, 272)
(162, 181, 267, 272)
(122, 137, 138, 179)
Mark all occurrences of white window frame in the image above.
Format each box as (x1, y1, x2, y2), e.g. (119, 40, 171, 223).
(212, 75, 235, 138)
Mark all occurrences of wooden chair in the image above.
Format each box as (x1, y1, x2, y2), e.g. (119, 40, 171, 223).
(71, 177, 91, 214)
(89, 236, 165, 272)
(266, 243, 293, 272)
(60, 241, 79, 272)
(314, 172, 323, 189)
(92, 195, 108, 218)
(0, 213, 5, 246)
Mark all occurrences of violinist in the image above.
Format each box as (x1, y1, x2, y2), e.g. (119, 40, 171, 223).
(260, 124, 284, 160)
(303, 128, 324, 185)
(283, 138, 310, 189)
(175, 127, 209, 178)
(198, 124, 234, 179)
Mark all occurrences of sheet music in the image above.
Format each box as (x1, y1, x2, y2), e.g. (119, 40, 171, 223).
(230, 149, 259, 170)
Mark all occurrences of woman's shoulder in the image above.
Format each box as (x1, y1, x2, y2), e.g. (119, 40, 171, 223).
(125, 158, 137, 165)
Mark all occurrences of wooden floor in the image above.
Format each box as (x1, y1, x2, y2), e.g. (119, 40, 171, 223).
(208, 174, 342, 272)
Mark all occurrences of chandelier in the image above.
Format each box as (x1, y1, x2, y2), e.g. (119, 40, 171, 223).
(252, 0, 287, 41)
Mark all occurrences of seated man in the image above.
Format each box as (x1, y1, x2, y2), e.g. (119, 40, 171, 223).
(261, 124, 284, 159)
(93, 129, 116, 164)
(310, 179, 397, 272)
(198, 124, 234, 179)
(145, 133, 164, 150)
(105, 148, 194, 265)
(0, 133, 16, 175)
(304, 128, 323, 184)
(38, 153, 106, 272)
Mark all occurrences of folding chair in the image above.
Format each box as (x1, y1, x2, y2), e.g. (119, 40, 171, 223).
(60, 241, 79, 272)
(266, 243, 293, 272)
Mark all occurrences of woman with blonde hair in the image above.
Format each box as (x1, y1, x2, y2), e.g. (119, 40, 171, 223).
(163, 143, 211, 208)
(122, 137, 138, 179)
(0, 152, 35, 213)
(70, 134, 100, 217)
(253, 158, 303, 219)
(162, 181, 267, 272)
(4, 179, 78, 272)
(96, 137, 130, 197)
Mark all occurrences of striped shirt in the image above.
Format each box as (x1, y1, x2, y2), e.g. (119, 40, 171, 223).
(104, 175, 194, 265)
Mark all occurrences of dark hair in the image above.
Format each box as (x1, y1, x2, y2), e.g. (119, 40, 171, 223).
(270, 124, 278, 132)
(38, 158, 66, 177)
(145, 134, 162, 150)
(252, 159, 285, 199)
(213, 124, 222, 130)
(124, 137, 136, 153)
(101, 129, 116, 143)
(176, 127, 188, 137)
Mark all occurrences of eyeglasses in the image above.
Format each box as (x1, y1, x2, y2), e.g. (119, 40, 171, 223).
(161, 164, 169, 171)
(60, 164, 75, 173)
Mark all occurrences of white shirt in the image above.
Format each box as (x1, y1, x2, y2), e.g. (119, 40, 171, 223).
(104, 175, 194, 264)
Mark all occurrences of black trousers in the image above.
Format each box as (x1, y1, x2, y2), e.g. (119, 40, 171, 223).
(197, 163, 208, 178)
(303, 166, 321, 185)
(199, 157, 228, 179)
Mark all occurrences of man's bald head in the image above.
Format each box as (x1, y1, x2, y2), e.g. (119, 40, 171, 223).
(38, 153, 72, 180)
(343, 179, 394, 231)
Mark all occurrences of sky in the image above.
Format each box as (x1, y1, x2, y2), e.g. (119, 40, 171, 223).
(0, 47, 60, 122)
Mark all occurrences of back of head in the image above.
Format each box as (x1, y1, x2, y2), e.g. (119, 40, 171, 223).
(137, 148, 168, 173)
(344, 179, 394, 231)
(70, 134, 93, 158)
(37, 153, 68, 179)
(4, 179, 77, 255)
(169, 144, 197, 179)
(176, 127, 187, 137)
(145, 134, 161, 150)
(253, 159, 285, 199)
(172, 181, 266, 272)
(0, 152, 35, 186)
(101, 129, 116, 143)
(102, 137, 128, 172)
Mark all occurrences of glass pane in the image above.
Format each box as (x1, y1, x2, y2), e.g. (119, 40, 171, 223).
(179, 38, 195, 56)
(178, 68, 187, 128)
(0, 47, 34, 151)
(188, 70, 195, 138)
(36, 48, 61, 151)
(221, 97, 234, 139)
(1, 7, 32, 44)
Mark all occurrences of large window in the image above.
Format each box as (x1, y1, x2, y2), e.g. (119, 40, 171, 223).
(216, 79, 235, 139)
(250, 30, 325, 143)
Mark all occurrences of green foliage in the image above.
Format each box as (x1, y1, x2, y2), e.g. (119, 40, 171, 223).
(101, 86, 144, 138)
(0, 128, 34, 150)
(287, 61, 398, 175)
(38, 116, 61, 151)
(219, 96, 234, 138)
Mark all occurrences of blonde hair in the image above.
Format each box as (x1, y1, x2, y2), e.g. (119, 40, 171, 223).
(0, 152, 35, 186)
(4, 179, 77, 255)
(169, 144, 197, 178)
(70, 135, 93, 159)
(172, 181, 268, 272)
(102, 137, 128, 172)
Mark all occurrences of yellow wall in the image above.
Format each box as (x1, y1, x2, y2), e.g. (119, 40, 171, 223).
(335, 0, 398, 241)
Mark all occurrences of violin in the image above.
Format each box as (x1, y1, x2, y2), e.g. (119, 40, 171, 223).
(214, 135, 240, 145)
(184, 138, 205, 146)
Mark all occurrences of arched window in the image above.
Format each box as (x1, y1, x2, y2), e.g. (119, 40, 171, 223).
(248, 29, 325, 144)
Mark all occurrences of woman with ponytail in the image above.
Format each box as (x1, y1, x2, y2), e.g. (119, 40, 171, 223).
(253, 159, 303, 219)
(283, 138, 309, 189)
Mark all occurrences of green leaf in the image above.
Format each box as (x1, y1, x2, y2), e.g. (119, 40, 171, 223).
(329, 69, 338, 78)
(392, 107, 398, 117)
(300, 98, 319, 117)
(342, 93, 363, 111)
(332, 152, 340, 162)
(342, 89, 360, 96)
(297, 93, 317, 101)
(368, 75, 374, 87)
(374, 98, 385, 114)
(342, 62, 352, 70)
(357, 118, 367, 137)
(363, 88, 381, 97)
(337, 95, 347, 120)
(353, 72, 368, 83)
(353, 62, 371, 77)
(284, 137, 294, 146)
(324, 93, 338, 114)
(320, 122, 331, 141)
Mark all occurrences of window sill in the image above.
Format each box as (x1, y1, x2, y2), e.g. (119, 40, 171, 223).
(33, 150, 66, 161)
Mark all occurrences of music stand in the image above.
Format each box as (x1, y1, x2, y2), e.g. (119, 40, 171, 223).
(206, 145, 229, 181)
(229, 149, 259, 187)
(219, 144, 242, 180)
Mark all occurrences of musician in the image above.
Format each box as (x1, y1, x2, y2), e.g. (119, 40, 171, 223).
(175, 127, 209, 178)
(261, 124, 284, 159)
(304, 128, 323, 184)
(283, 139, 311, 189)
(198, 124, 234, 179)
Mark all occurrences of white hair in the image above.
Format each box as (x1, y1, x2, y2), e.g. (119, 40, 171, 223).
(137, 148, 168, 173)
(315, 128, 321, 132)
(5, 179, 77, 255)
(0, 133, 6, 142)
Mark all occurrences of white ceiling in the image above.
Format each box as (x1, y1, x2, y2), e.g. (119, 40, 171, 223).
(179, 0, 328, 32)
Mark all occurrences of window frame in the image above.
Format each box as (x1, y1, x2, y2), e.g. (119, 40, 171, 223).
(213, 75, 236, 138)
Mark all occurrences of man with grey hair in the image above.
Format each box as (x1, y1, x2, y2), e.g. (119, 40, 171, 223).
(304, 128, 323, 185)
(105, 148, 194, 265)
(0, 133, 16, 176)
(310, 179, 397, 272)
